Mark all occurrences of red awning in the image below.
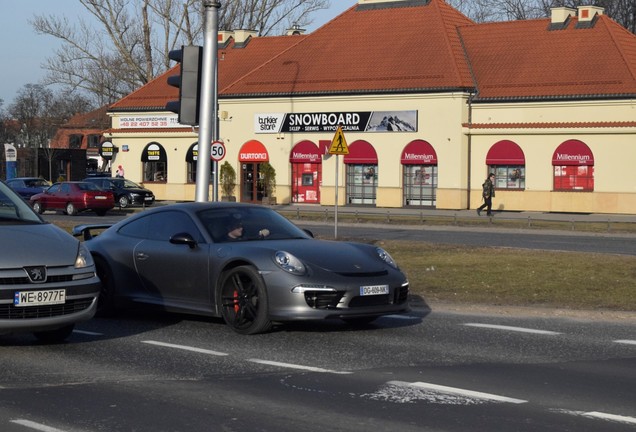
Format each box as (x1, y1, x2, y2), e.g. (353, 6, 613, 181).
(289, 140, 321, 163)
(401, 140, 437, 165)
(486, 140, 525, 165)
(239, 140, 269, 162)
(552, 140, 594, 166)
(343, 140, 378, 164)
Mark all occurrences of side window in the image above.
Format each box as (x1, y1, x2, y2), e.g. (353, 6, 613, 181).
(61, 184, 71, 193)
(118, 215, 150, 238)
(146, 211, 204, 243)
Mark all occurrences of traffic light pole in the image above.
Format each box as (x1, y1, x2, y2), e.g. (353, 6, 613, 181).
(195, 0, 221, 202)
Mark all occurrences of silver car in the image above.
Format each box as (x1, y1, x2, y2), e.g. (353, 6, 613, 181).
(74, 202, 410, 334)
(0, 180, 100, 342)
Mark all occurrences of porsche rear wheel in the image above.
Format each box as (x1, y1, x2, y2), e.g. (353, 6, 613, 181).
(219, 265, 271, 335)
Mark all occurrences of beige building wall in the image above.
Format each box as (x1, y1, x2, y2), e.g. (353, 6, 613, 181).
(107, 96, 636, 214)
(468, 100, 636, 213)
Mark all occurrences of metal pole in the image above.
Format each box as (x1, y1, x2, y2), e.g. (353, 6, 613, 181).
(195, 0, 220, 202)
(334, 154, 339, 239)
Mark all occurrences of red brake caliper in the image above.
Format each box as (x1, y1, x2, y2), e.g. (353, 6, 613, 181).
(233, 290, 240, 313)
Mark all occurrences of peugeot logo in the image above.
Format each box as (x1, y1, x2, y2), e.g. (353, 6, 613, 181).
(24, 266, 47, 283)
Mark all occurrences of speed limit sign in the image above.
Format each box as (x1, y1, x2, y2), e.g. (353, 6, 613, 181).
(210, 140, 226, 161)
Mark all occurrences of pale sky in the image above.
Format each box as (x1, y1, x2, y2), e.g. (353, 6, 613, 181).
(0, 0, 357, 105)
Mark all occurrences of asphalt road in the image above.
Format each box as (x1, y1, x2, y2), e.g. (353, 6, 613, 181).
(14, 211, 632, 431)
(0, 307, 635, 432)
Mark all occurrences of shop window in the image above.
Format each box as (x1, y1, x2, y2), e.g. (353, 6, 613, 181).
(403, 165, 437, 207)
(346, 164, 377, 205)
(552, 140, 594, 191)
(553, 165, 594, 191)
(489, 165, 525, 190)
(141, 142, 168, 182)
(144, 162, 167, 182)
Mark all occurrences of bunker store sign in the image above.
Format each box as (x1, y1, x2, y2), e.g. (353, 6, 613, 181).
(254, 111, 418, 134)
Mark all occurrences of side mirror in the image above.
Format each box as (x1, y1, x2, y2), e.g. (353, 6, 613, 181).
(170, 232, 198, 249)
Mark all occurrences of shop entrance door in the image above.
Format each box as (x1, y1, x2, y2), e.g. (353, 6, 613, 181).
(240, 163, 264, 203)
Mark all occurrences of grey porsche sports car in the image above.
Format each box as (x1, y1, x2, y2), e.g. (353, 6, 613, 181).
(73, 202, 410, 334)
(0, 180, 100, 342)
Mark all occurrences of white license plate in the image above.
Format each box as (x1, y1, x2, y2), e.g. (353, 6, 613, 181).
(359, 285, 389, 296)
(95, 196, 108, 200)
(144, 196, 153, 201)
(14, 289, 66, 307)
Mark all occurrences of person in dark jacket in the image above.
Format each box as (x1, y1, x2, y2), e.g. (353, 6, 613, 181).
(477, 173, 495, 216)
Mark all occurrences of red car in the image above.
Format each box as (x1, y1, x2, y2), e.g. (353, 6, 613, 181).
(30, 181, 115, 216)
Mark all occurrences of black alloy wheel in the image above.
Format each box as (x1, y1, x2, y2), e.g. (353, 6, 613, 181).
(219, 265, 271, 335)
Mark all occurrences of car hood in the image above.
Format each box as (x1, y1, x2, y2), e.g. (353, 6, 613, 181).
(1, 223, 79, 268)
(253, 239, 389, 274)
(123, 187, 153, 194)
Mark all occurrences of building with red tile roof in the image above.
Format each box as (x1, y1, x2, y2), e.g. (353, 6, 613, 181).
(104, 0, 636, 214)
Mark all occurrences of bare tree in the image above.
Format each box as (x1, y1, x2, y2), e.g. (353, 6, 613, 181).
(31, 0, 329, 105)
(9, 84, 92, 149)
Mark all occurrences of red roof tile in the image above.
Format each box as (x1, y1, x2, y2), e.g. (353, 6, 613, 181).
(460, 15, 636, 100)
(110, 0, 636, 110)
(222, 0, 475, 96)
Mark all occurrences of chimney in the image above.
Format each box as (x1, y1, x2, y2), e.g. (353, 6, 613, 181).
(286, 24, 306, 36)
(578, 5, 604, 22)
(550, 7, 576, 24)
(233, 29, 258, 46)
(218, 31, 233, 46)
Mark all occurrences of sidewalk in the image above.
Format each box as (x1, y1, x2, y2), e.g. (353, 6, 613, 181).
(271, 203, 636, 225)
(148, 200, 636, 224)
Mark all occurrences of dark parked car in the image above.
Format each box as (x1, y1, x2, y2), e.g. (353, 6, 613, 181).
(73, 202, 410, 334)
(83, 177, 155, 208)
(5, 177, 51, 199)
(30, 181, 115, 216)
(0, 180, 100, 342)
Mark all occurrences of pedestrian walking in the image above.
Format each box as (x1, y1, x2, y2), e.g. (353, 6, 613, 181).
(477, 173, 495, 216)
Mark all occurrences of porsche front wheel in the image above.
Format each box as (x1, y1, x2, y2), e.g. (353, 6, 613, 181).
(219, 265, 271, 335)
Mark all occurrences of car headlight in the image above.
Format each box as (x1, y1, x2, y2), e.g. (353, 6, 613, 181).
(376, 247, 398, 269)
(274, 251, 306, 275)
(75, 243, 95, 269)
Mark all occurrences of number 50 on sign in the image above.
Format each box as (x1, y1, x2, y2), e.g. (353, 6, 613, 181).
(211, 141, 226, 161)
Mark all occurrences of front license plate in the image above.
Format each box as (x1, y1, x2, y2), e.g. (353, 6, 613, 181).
(14, 289, 66, 307)
(144, 196, 153, 201)
(360, 285, 389, 296)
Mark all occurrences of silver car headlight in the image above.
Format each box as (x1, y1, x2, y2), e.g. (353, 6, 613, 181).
(274, 251, 306, 275)
(376, 247, 398, 269)
(75, 243, 95, 269)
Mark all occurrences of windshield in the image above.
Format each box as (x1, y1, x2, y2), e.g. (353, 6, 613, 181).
(198, 206, 310, 243)
(0, 181, 43, 223)
(25, 178, 50, 187)
(112, 179, 143, 189)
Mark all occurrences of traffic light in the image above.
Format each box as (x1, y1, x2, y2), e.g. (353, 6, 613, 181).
(166, 45, 203, 126)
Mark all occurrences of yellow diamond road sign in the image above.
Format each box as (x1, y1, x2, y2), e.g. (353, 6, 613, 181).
(329, 126, 349, 155)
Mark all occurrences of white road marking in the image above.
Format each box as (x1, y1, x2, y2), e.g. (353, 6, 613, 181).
(554, 409, 636, 425)
(73, 330, 103, 336)
(10, 419, 69, 432)
(387, 381, 528, 404)
(464, 323, 561, 335)
(582, 411, 636, 424)
(247, 359, 352, 375)
(614, 339, 636, 346)
(142, 340, 228, 356)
